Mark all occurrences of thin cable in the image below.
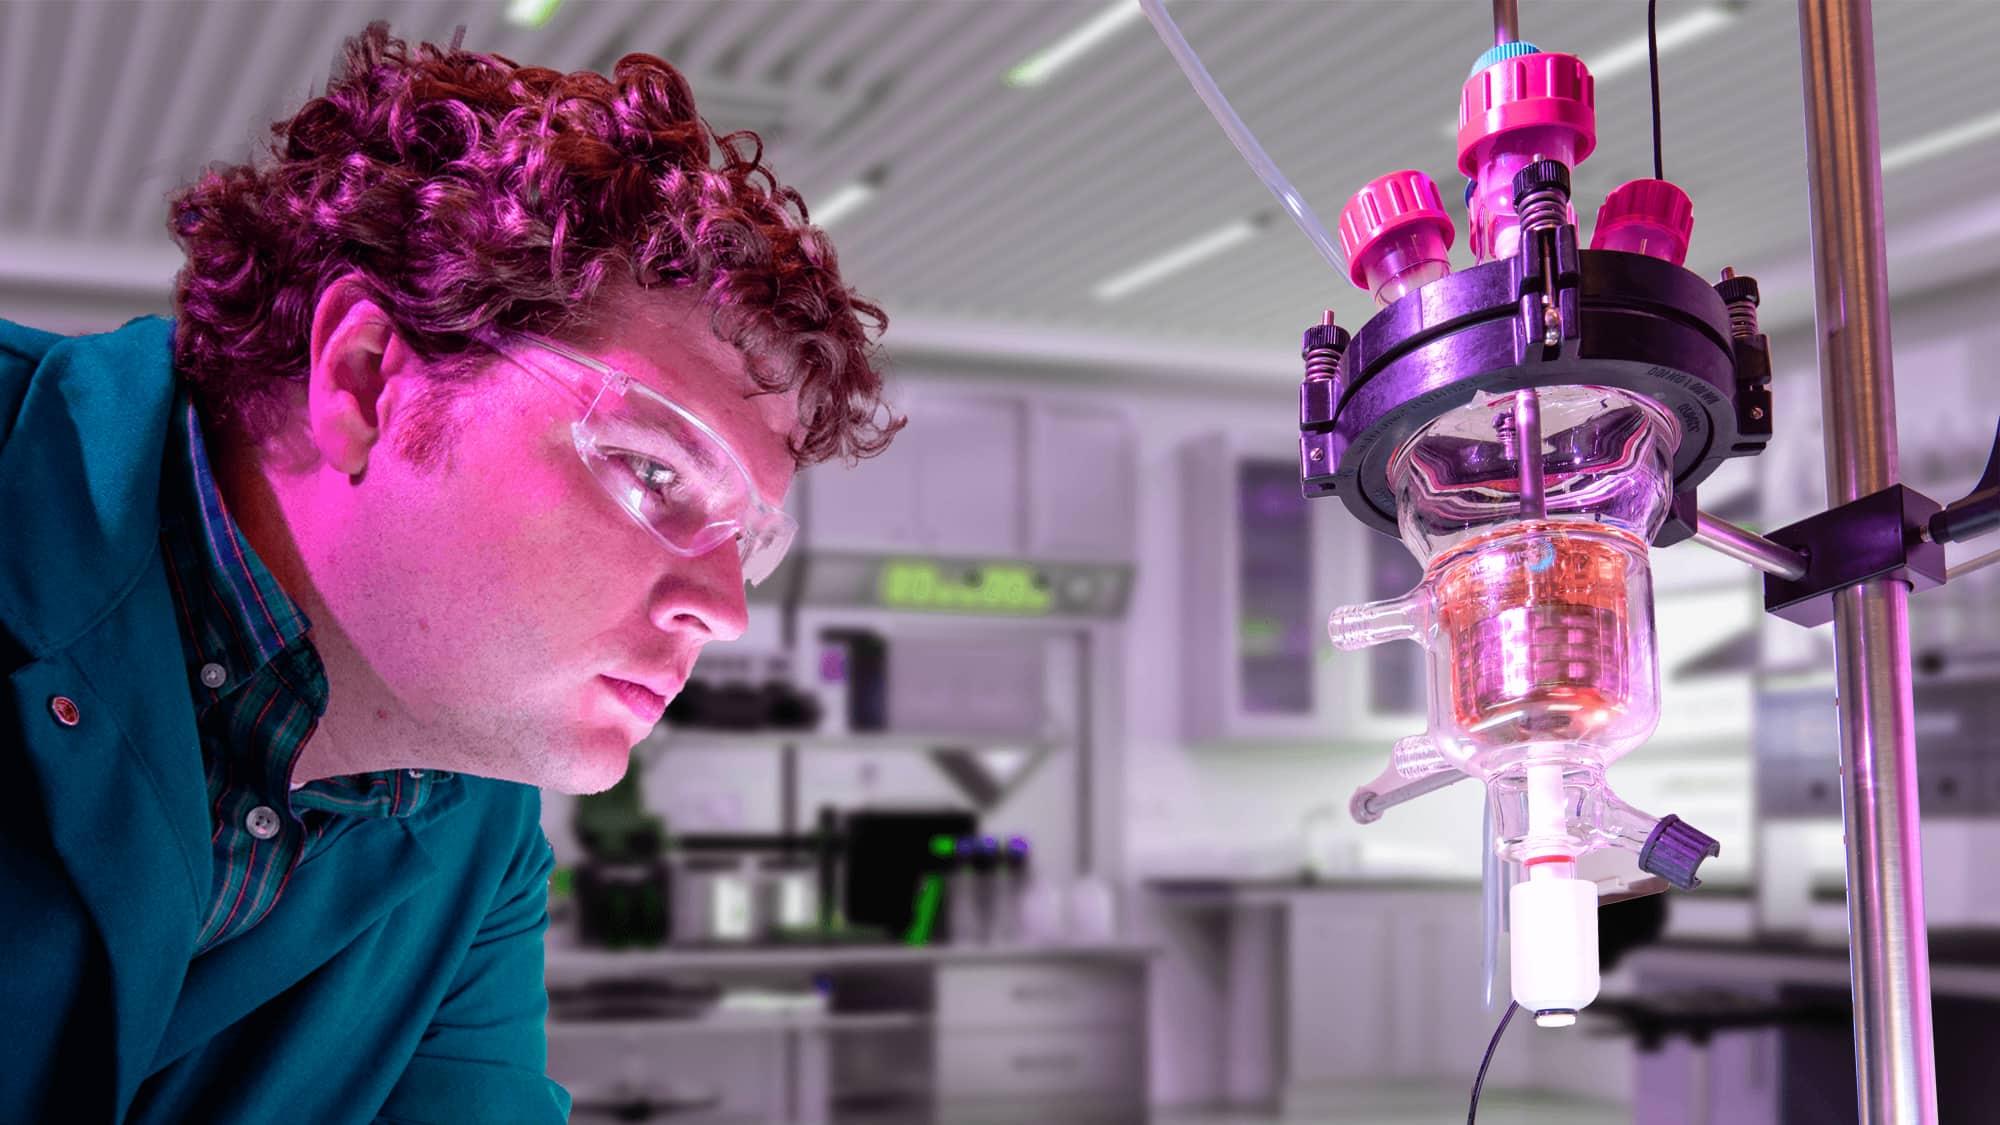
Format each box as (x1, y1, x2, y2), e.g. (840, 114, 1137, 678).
(1647, 0, 1664, 180)
(1467, 1000, 1520, 1123)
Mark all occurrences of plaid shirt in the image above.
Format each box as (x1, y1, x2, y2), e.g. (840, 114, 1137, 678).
(159, 393, 454, 955)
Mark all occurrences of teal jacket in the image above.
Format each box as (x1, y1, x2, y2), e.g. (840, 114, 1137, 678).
(0, 317, 571, 1123)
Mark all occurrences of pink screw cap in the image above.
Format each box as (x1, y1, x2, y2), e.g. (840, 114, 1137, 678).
(1457, 52, 1597, 177)
(1591, 178, 1695, 266)
(1338, 170, 1456, 297)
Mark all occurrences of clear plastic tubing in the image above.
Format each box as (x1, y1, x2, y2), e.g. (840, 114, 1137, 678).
(1482, 798, 1503, 1009)
(1138, 0, 1349, 277)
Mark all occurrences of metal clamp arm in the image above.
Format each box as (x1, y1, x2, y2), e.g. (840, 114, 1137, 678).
(1689, 510, 1808, 581)
(1924, 420, 2000, 545)
(1349, 763, 1470, 825)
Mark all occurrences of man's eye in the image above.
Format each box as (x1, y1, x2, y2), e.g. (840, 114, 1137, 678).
(616, 452, 680, 498)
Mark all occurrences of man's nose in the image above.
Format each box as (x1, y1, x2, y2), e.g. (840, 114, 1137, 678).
(649, 547, 749, 642)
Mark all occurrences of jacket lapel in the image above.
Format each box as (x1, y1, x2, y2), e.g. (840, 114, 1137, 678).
(147, 786, 464, 1072)
(8, 567, 211, 1113)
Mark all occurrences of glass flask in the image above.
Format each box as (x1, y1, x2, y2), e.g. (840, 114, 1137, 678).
(1326, 386, 1686, 1023)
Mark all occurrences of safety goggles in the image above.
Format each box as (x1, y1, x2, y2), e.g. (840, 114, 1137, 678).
(476, 330, 797, 586)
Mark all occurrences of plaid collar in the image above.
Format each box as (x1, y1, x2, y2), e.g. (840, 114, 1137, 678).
(160, 391, 452, 818)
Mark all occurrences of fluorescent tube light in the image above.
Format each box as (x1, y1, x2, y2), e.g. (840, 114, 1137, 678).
(504, 0, 563, 30)
(810, 180, 880, 228)
(1882, 108, 2000, 173)
(1585, 6, 1734, 81)
(1092, 216, 1264, 302)
(1007, 1, 1146, 88)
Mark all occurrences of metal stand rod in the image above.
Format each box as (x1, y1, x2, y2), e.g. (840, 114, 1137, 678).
(1796, 1, 1938, 1120)
(1350, 768, 1469, 825)
(1514, 390, 1546, 520)
(1493, 0, 1519, 47)
(1690, 511, 1808, 581)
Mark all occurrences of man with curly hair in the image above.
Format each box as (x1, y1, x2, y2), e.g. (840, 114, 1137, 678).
(0, 25, 895, 1123)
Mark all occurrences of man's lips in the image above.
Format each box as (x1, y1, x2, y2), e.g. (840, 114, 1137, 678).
(602, 675, 670, 725)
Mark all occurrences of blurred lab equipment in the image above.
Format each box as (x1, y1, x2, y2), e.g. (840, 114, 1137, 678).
(839, 807, 978, 943)
(571, 755, 671, 950)
(662, 650, 821, 732)
(670, 855, 757, 944)
(947, 835, 997, 945)
(1067, 876, 1118, 944)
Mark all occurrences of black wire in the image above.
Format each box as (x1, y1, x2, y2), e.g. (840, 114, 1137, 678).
(1648, 0, 1664, 180)
(1467, 1000, 1520, 1123)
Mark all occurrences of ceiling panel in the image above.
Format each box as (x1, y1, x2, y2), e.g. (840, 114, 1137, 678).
(4, 0, 1999, 375)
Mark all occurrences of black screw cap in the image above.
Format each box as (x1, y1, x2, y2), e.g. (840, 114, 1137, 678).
(1716, 274, 1762, 306)
(1301, 321, 1351, 357)
(1511, 159, 1572, 206)
(1639, 814, 1722, 892)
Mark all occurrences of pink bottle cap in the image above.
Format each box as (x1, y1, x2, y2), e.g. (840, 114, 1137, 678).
(1591, 178, 1694, 266)
(1337, 170, 1455, 293)
(1457, 52, 1597, 176)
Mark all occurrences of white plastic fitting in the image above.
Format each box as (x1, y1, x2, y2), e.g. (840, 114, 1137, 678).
(1509, 871, 1601, 1025)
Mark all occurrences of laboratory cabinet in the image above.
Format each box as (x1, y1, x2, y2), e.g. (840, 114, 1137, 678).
(1179, 431, 1424, 744)
(1154, 881, 1637, 1112)
(801, 387, 1136, 562)
(546, 946, 1152, 1125)
(1281, 889, 1501, 1107)
(933, 960, 1148, 1122)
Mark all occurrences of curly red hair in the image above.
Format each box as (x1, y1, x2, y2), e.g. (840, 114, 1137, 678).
(168, 22, 897, 466)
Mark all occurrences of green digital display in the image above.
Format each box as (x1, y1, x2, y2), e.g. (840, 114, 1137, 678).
(878, 560, 1053, 615)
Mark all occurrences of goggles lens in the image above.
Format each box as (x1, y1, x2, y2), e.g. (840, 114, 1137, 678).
(489, 332, 797, 585)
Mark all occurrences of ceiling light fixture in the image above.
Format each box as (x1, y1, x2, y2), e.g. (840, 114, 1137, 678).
(1092, 215, 1266, 302)
(810, 169, 887, 228)
(1585, 6, 1734, 81)
(1881, 108, 2000, 173)
(504, 0, 563, 30)
(1007, 1, 1147, 89)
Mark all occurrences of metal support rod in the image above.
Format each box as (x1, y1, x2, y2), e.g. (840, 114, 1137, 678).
(1350, 768, 1469, 825)
(1946, 545, 2000, 582)
(1514, 390, 1546, 520)
(1493, 0, 1519, 47)
(1689, 510, 1808, 581)
(1797, 1, 1938, 1121)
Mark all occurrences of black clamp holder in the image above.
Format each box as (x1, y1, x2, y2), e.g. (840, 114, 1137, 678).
(1760, 421, 2000, 627)
(1762, 486, 1945, 627)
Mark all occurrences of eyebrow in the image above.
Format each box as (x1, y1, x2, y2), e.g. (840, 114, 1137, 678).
(595, 414, 743, 494)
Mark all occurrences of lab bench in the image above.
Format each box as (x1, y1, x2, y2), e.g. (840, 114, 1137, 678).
(1149, 877, 1633, 1115)
(1621, 934, 2000, 1124)
(544, 936, 1157, 1124)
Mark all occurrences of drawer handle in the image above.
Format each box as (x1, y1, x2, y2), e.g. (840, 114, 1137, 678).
(1009, 985, 1072, 1003)
(1010, 1051, 1081, 1073)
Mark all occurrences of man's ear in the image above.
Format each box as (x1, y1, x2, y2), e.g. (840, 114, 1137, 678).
(306, 278, 417, 477)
